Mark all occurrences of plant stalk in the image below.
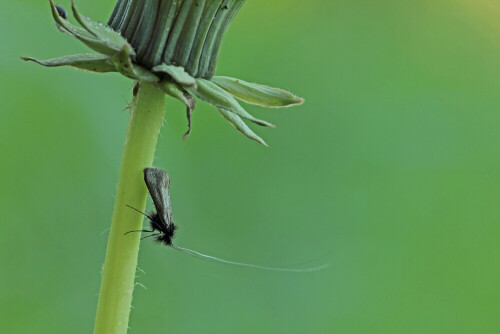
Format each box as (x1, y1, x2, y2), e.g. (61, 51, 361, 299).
(93, 82, 165, 334)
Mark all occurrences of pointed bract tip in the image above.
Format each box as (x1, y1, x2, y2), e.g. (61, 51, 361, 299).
(19, 56, 40, 64)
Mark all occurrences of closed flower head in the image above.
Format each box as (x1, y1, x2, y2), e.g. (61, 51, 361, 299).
(22, 0, 304, 145)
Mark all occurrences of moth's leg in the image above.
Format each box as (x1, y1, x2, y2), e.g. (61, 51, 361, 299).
(141, 233, 160, 240)
(124, 230, 154, 236)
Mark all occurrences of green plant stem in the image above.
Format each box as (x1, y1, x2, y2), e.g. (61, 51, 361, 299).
(93, 82, 165, 334)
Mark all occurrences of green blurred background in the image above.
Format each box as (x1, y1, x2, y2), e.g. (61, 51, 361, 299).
(1, 0, 499, 333)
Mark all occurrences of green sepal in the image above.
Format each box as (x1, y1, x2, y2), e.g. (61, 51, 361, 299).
(211, 76, 304, 108)
(108, 0, 127, 28)
(50, 0, 133, 57)
(197, 0, 232, 78)
(157, 81, 196, 139)
(129, 0, 159, 59)
(140, 0, 179, 67)
(217, 108, 268, 147)
(173, 0, 206, 67)
(205, 0, 245, 78)
(187, 78, 275, 128)
(111, 44, 159, 83)
(162, 0, 196, 64)
(121, 0, 146, 44)
(152, 64, 197, 87)
(20, 54, 116, 73)
(185, 0, 223, 76)
(70, 0, 134, 56)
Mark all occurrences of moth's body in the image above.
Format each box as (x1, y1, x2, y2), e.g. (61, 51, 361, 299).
(146, 212, 176, 246)
(126, 167, 177, 246)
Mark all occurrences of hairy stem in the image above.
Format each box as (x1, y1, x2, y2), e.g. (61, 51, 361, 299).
(94, 82, 165, 334)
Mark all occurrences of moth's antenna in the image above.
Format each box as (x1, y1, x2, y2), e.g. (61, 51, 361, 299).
(170, 245, 330, 273)
(281, 250, 334, 268)
(126, 204, 152, 219)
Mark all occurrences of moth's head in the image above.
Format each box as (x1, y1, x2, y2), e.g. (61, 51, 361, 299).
(155, 224, 177, 246)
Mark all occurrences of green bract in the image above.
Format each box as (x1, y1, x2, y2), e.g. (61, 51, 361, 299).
(22, 0, 304, 145)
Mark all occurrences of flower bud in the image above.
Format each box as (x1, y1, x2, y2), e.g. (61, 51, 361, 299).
(22, 0, 304, 146)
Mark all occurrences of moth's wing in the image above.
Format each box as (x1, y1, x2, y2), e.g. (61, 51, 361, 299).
(144, 168, 174, 226)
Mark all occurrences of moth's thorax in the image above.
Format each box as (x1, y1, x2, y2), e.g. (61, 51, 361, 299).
(148, 212, 177, 246)
(148, 214, 163, 232)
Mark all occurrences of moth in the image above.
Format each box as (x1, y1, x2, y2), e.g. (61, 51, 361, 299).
(126, 167, 329, 272)
(125, 167, 176, 246)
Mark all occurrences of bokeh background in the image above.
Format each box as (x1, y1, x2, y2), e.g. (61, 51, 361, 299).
(1, 0, 500, 333)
